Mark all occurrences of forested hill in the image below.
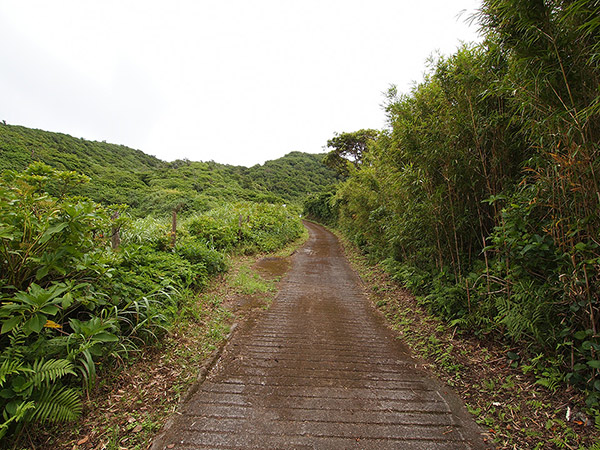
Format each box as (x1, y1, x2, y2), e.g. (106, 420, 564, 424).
(246, 151, 339, 202)
(0, 123, 337, 215)
(0, 123, 164, 174)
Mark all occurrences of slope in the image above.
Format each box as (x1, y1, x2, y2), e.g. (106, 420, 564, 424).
(0, 123, 338, 215)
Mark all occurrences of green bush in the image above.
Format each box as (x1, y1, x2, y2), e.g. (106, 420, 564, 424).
(0, 164, 216, 439)
(0, 164, 118, 434)
(185, 202, 303, 253)
(326, 0, 600, 409)
(175, 239, 228, 275)
(186, 214, 239, 250)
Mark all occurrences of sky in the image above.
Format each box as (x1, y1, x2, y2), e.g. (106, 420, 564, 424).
(0, 1, 482, 167)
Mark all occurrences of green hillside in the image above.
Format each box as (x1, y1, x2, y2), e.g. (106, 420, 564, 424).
(0, 123, 338, 215)
(0, 124, 163, 174)
(246, 151, 340, 202)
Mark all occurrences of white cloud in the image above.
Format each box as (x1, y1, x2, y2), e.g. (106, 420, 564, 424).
(0, 0, 482, 166)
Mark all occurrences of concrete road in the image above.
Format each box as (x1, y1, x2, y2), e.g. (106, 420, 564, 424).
(153, 222, 489, 449)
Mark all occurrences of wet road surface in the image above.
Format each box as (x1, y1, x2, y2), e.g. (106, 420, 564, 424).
(153, 222, 488, 449)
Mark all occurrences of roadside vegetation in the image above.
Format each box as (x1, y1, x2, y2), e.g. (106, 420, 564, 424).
(25, 233, 306, 450)
(306, 0, 600, 446)
(0, 162, 307, 446)
(339, 232, 599, 449)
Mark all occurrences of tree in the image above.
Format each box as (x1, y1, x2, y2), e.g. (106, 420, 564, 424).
(323, 129, 379, 177)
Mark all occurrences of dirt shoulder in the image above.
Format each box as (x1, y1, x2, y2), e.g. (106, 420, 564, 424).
(335, 230, 599, 450)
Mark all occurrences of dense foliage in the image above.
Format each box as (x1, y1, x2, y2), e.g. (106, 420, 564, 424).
(308, 0, 600, 410)
(323, 129, 379, 178)
(0, 163, 303, 440)
(246, 151, 341, 202)
(186, 202, 304, 254)
(0, 125, 338, 216)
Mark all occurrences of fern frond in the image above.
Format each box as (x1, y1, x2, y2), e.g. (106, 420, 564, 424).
(29, 359, 76, 388)
(0, 358, 28, 387)
(0, 331, 26, 361)
(31, 385, 82, 422)
(535, 377, 560, 393)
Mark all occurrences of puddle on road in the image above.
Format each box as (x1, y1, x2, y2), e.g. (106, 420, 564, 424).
(253, 256, 290, 280)
(234, 295, 267, 313)
(229, 257, 290, 315)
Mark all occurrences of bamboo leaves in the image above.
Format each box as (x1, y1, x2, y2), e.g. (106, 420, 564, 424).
(324, 0, 600, 410)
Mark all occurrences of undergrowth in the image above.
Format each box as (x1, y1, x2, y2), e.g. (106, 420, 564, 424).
(336, 229, 600, 450)
(0, 163, 303, 446)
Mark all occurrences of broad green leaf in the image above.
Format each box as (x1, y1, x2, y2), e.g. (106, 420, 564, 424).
(0, 388, 15, 399)
(5, 400, 18, 416)
(1, 316, 21, 334)
(520, 244, 533, 254)
(39, 222, 69, 244)
(93, 332, 118, 343)
(574, 330, 588, 340)
(40, 305, 59, 315)
(10, 376, 27, 393)
(35, 265, 50, 280)
(587, 360, 600, 369)
(61, 292, 74, 309)
(0, 226, 15, 240)
(24, 313, 46, 334)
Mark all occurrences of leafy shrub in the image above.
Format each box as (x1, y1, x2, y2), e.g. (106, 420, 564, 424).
(116, 245, 203, 290)
(326, 1, 600, 409)
(303, 189, 338, 225)
(186, 215, 238, 250)
(120, 217, 171, 249)
(175, 239, 227, 275)
(0, 164, 223, 439)
(185, 202, 303, 253)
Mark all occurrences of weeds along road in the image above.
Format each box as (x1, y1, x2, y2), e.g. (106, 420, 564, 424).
(153, 221, 489, 449)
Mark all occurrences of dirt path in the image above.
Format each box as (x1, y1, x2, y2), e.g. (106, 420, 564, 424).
(152, 222, 489, 449)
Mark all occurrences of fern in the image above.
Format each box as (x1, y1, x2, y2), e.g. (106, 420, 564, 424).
(535, 376, 560, 393)
(31, 385, 82, 423)
(28, 359, 76, 388)
(0, 358, 81, 431)
(0, 359, 27, 387)
(495, 293, 541, 343)
(0, 331, 26, 364)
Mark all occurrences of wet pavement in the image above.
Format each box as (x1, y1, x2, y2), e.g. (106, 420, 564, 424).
(152, 222, 489, 449)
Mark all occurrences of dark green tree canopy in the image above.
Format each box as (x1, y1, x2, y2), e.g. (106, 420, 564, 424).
(323, 129, 379, 177)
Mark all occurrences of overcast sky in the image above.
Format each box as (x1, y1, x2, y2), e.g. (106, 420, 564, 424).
(1, 1, 482, 167)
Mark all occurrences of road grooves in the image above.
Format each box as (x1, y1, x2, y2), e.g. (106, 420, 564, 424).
(153, 221, 488, 449)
